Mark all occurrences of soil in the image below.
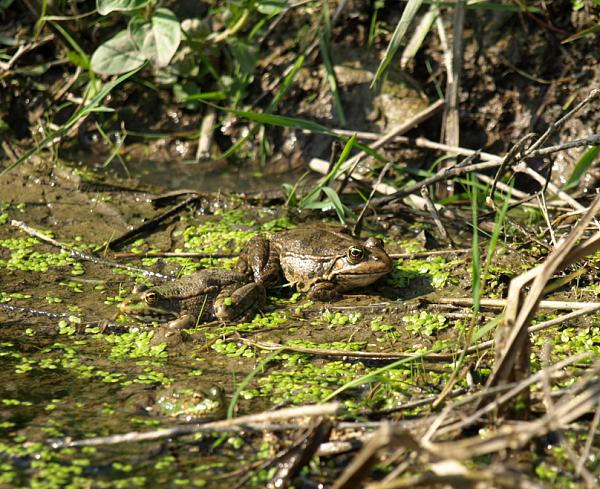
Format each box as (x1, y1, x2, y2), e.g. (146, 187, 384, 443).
(1, 1, 600, 487)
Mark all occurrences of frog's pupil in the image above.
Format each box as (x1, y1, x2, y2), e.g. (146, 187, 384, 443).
(348, 246, 364, 262)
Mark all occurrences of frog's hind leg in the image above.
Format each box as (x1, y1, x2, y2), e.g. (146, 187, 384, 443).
(214, 283, 266, 322)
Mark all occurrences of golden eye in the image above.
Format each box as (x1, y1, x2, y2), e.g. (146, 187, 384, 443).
(347, 245, 365, 264)
(144, 291, 158, 305)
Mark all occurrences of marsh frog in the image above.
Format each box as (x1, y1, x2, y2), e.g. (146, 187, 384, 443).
(153, 384, 225, 420)
(118, 268, 264, 328)
(237, 226, 392, 300)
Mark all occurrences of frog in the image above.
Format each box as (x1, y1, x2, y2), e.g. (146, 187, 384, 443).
(237, 226, 393, 301)
(118, 268, 265, 329)
(152, 384, 225, 421)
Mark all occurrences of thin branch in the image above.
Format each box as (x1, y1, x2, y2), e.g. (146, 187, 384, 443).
(52, 402, 341, 448)
(10, 220, 171, 280)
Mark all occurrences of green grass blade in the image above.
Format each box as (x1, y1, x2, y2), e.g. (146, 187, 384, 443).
(267, 54, 305, 112)
(562, 23, 600, 43)
(472, 314, 502, 342)
(226, 348, 283, 419)
(49, 21, 91, 69)
(484, 184, 512, 276)
(318, 29, 346, 126)
(299, 134, 357, 207)
(218, 54, 306, 160)
(372, 0, 423, 87)
(464, 0, 541, 12)
(321, 186, 352, 223)
(0, 65, 143, 177)
(563, 146, 600, 192)
(184, 91, 228, 101)
(401, 5, 437, 67)
(322, 345, 445, 402)
(470, 173, 481, 313)
(321, 133, 357, 186)
(225, 108, 336, 135)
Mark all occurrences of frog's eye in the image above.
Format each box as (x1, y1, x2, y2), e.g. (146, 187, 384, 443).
(347, 245, 365, 264)
(144, 291, 158, 305)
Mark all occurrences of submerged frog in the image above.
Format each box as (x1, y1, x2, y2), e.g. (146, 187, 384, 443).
(118, 268, 265, 328)
(153, 384, 225, 420)
(237, 226, 393, 300)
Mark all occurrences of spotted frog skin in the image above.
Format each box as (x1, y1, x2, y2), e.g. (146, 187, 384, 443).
(118, 268, 265, 328)
(237, 226, 393, 300)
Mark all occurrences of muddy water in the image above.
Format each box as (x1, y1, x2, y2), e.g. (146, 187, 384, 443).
(0, 162, 469, 487)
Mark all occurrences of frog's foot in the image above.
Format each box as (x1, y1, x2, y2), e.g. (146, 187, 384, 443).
(214, 282, 266, 321)
(306, 282, 341, 302)
(165, 314, 196, 329)
(150, 326, 188, 347)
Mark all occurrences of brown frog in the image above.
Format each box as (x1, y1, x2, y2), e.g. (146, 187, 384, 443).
(237, 226, 393, 300)
(118, 268, 264, 328)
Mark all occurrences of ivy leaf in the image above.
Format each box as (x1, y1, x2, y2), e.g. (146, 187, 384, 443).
(90, 29, 146, 75)
(132, 8, 181, 68)
(96, 0, 149, 15)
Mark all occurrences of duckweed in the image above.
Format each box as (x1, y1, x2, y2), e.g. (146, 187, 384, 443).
(182, 211, 260, 254)
(59, 281, 84, 293)
(208, 311, 288, 337)
(536, 324, 600, 359)
(390, 256, 459, 289)
(211, 339, 255, 358)
(370, 316, 397, 333)
(0, 237, 79, 273)
(245, 357, 367, 404)
(404, 311, 448, 336)
(321, 310, 362, 325)
(181, 211, 292, 256)
(0, 292, 33, 302)
(57, 321, 77, 335)
(286, 339, 368, 351)
(105, 330, 168, 360)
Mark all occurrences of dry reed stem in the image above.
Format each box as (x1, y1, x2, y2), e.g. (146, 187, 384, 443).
(55, 402, 341, 448)
(489, 195, 600, 392)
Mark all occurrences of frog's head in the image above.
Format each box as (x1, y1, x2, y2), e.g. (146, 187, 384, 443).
(118, 286, 179, 323)
(329, 237, 393, 289)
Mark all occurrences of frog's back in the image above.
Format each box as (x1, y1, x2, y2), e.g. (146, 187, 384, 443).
(163, 269, 248, 318)
(271, 226, 356, 257)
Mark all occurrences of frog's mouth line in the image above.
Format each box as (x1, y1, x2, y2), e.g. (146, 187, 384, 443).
(120, 305, 178, 322)
(331, 270, 390, 288)
(331, 269, 390, 278)
(133, 313, 175, 321)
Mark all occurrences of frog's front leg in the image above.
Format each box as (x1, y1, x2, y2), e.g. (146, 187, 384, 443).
(214, 282, 266, 321)
(237, 235, 282, 288)
(306, 281, 341, 302)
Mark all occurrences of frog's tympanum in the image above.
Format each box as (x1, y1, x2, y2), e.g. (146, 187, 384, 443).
(118, 268, 265, 328)
(237, 226, 393, 300)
